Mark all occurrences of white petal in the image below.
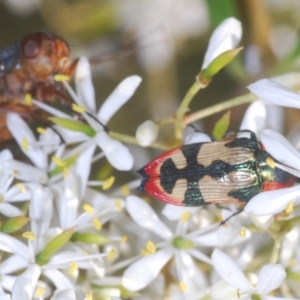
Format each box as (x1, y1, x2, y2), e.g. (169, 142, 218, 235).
(188, 248, 211, 265)
(185, 132, 212, 144)
(240, 101, 266, 134)
(162, 204, 201, 221)
(30, 187, 53, 252)
(0, 255, 28, 274)
(32, 100, 72, 119)
(12, 264, 41, 300)
(43, 269, 75, 289)
(0, 149, 13, 162)
(174, 251, 207, 298)
(260, 129, 300, 170)
(71, 144, 96, 198)
(136, 120, 159, 147)
(6, 113, 47, 170)
(202, 17, 242, 69)
(97, 75, 142, 124)
(0, 232, 31, 262)
(248, 79, 300, 109)
(211, 249, 254, 293)
(1, 160, 48, 184)
(251, 215, 274, 229)
(52, 184, 77, 230)
(51, 289, 76, 300)
(256, 264, 286, 294)
(5, 184, 32, 201)
(0, 203, 22, 217)
(96, 131, 133, 170)
(210, 280, 241, 300)
(123, 248, 173, 291)
(245, 185, 300, 216)
(280, 227, 300, 267)
(126, 195, 173, 240)
(38, 127, 61, 154)
(264, 297, 298, 300)
(75, 57, 96, 112)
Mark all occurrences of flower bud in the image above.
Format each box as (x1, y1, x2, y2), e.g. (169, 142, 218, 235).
(136, 120, 159, 147)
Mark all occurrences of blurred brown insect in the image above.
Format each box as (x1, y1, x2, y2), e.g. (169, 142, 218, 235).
(0, 32, 79, 140)
(0, 31, 137, 143)
(0, 32, 78, 110)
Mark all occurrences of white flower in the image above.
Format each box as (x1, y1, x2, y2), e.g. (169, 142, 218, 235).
(136, 120, 159, 147)
(122, 196, 209, 298)
(122, 196, 250, 299)
(248, 78, 300, 109)
(0, 150, 32, 217)
(245, 129, 300, 216)
(211, 249, 297, 300)
(0, 186, 107, 297)
(202, 17, 242, 69)
(33, 57, 141, 171)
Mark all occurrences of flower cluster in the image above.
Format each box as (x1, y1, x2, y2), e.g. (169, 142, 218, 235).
(1, 17, 300, 300)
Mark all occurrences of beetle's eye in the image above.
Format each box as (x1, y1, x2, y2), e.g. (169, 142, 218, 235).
(21, 33, 42, 58)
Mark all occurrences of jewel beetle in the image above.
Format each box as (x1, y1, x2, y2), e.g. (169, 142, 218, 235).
(138, 131, 296, 206)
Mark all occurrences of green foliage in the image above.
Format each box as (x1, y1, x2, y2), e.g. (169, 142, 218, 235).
(212, 111, 231, 140)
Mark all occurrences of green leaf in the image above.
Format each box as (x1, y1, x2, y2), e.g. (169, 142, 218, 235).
(200, 48, 243, 81)
(2, 216, 29, 233)
(49, 117, 96, 137)
(212, 111, 231, 140)
(36, 227, 74, 265)
(71, 232, 111, 245)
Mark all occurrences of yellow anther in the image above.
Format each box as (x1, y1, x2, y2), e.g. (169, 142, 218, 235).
(21, 137, 29, 152)
(35, 287, 45, 297)
(285, 202, 294, 214)
(13, 170, 18, 177)
(70, 261, 78, 276)
(266, 157, 275, 169)
(16, 183, 26, 192)
(72, 103, 86, 113)
(24, 93, 33, 105)
(93, 218, 102, 230)
(115, 199, 123, 212)
(52, 156, 65, 167)
(181, 211, 191, 223)
(83, 204, 94, 215)
(107, 249, 117, 260)
(120, 235, 128, 244)
(239, 229, 246, 237)
(37, 127, 46, 134)
(179, 281, 187, 292)
(121, 184, 130, 196)
(53, 74, 70, 82)
(22, 231, 35, 240)
(146, 240, 156, 254)
(102, 176, 115, 190)
(85, 292, 93, 300)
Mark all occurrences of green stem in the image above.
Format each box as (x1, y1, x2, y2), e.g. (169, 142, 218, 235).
(109, 131, 169, 150)
(184, 92, 257, 125)
(270, 236, 282, 264)
(175, 80, 206, 139)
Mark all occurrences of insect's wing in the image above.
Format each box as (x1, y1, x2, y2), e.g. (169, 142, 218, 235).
(138, 139, 260, 206)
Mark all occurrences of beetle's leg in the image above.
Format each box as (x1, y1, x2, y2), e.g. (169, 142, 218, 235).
(187, 124, 215, 141)
(219, 208, 244, 226)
